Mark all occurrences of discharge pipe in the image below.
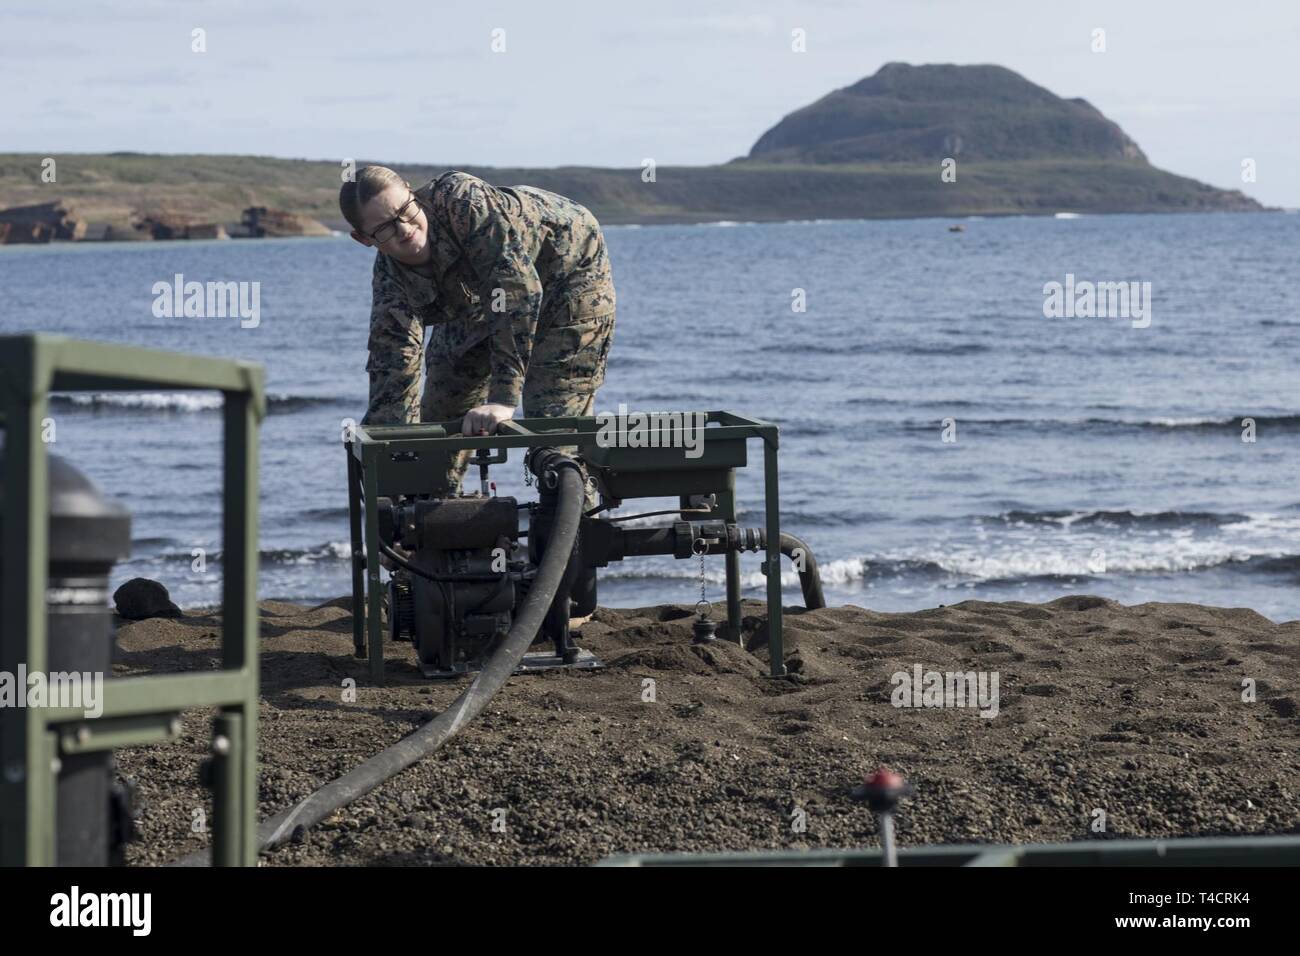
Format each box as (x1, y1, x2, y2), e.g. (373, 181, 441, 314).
(779, 532, 826, 610)
(175, 448, 587, 865)
(616, 523, 826, 610)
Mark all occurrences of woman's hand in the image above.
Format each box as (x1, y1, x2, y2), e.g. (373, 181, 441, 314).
(462, 403, 515, 435)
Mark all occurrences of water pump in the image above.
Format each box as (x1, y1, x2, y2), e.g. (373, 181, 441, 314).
(345, 413, 824, 681)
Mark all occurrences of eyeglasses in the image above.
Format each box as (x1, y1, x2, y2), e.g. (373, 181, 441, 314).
(366, 194, 421, 243)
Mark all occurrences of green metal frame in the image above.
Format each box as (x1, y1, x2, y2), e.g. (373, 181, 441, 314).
(598, 833, 1300, 867)
(346, 410, 786, 682)
(0, 334, 264, 867)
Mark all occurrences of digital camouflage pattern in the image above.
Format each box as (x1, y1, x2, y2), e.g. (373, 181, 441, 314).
(363, 171, 615, 497)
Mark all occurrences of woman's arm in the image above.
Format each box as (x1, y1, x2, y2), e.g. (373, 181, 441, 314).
(362, 253, 424, 425)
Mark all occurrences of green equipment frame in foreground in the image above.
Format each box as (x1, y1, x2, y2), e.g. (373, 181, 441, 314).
(598, 834, 1300, 866)
(0, 334, 264, 866)
(346, 411, 787, 682)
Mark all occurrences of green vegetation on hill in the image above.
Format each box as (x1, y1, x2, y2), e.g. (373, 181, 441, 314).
(0, 155, 1264, 233)
(747, 63, 1148, 164)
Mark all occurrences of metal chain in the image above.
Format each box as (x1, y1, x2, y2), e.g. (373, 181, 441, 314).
(693, 537, 710, 619)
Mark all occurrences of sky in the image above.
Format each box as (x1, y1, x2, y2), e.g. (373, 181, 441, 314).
(5, 0, 1298, 207)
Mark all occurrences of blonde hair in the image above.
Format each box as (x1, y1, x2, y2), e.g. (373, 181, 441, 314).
(339, 166, 407, 230)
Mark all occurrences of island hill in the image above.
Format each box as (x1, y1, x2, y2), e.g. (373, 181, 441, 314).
(0, 62, 1266, 242)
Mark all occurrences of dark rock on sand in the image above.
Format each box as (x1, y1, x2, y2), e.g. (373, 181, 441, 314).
(113, 577, 182, 620)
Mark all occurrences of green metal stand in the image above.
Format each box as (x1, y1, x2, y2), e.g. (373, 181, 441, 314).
(0, 334, 264, 867)
(346, 410, 787, 683)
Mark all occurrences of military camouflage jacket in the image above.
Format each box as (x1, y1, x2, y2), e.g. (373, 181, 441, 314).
(363, 171, 613, 424)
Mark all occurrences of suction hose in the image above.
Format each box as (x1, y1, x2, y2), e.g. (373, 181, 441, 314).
(174, 451, 587, 866)
(779, 532, 826, 610)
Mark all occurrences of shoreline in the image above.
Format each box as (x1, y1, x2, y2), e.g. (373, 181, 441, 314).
(147, 591, 1300, 626)
(0, 206, 1287, 249)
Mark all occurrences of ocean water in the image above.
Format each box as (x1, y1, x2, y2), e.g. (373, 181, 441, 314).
(2, 211, 1298, 619)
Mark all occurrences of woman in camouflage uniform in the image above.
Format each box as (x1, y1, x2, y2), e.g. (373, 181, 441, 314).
(340, 165, 616, 494)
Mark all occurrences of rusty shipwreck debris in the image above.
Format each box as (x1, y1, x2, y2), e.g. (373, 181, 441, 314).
(0, 199, 86, 243)
(240, 205, 331, 237)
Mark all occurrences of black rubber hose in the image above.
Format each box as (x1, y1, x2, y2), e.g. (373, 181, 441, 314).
(174, 454, 587, 866)
(779, 532, 826, 609)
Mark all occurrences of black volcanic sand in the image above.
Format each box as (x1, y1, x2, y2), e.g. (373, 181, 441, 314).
(113, 595, 1300, 866)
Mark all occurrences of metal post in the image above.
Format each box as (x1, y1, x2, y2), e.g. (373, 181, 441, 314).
(211, 712, 241, 867)
(853, 767, 912, 868)
(717, 471, 742, 644)
(879, 813, 898, 867)
(762, 432, 785, 677)
(0, 354, 53, 865)
(346, 449, 365, 657)
(362, 446, 385, 682)
(40, 731, 58, 866)
(222, 389, 260, 865)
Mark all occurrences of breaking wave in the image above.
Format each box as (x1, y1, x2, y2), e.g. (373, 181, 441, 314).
(50, 392, 345, 413)
(596, 545, 1300, 590)
(979, 509, 1250, 529)
(898, 414, 1300, 434)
